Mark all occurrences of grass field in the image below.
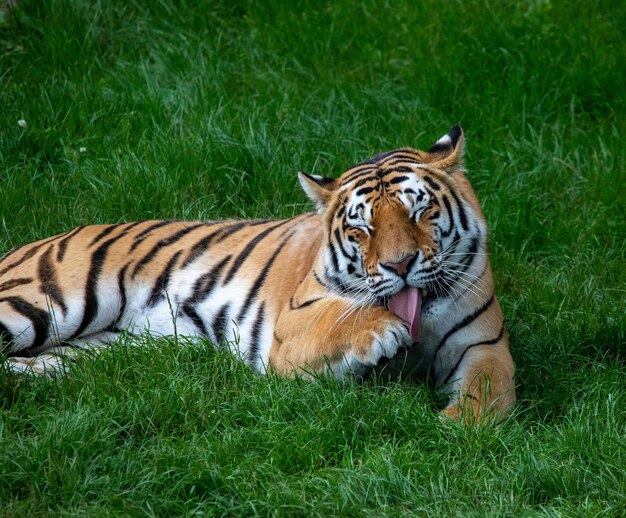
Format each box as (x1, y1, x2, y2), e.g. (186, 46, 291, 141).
(1, 0, 625, 515)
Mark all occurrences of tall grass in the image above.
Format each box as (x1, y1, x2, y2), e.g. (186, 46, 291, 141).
(1, 0, 624, 515)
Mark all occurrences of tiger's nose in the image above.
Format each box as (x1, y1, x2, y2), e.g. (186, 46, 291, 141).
(381, 254, 415, 276)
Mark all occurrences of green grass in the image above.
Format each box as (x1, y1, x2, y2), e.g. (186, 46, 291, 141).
(0, 0, 624, 515)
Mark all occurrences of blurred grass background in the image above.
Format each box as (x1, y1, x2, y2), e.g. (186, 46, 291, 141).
(0, 0, 624, 515)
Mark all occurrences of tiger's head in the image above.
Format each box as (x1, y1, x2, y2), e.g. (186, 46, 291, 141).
(299, 125, 487, 306)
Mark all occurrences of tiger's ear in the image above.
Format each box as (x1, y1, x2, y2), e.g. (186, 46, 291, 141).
(298, 171, 337, 212)
(423, 125, 465, 173)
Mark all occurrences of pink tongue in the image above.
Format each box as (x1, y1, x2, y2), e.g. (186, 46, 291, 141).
(387, 286, 422, 342)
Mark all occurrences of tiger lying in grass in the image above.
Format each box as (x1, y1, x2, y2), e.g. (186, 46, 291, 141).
(0, 125, 515, 423)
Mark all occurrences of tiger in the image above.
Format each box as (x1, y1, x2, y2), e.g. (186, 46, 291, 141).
(0, 125, 515, 423)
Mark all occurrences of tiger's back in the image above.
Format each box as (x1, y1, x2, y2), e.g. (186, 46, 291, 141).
(0, 216, 320, 370)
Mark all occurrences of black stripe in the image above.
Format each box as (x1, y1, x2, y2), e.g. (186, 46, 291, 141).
(441, 195, 455, 238)
(350, 174, 378, 189)
(347, 206, 359, 220)
(38, 246, 68, 315)
(0, 240, 51, 277)
(247, 301, 266, 367)
(418, 264, 439, 274)
(213, 220, 271, 245)
(458, 237, 480, 271)
(310, 175, 334, 186)
(313, 271, 330, 289)
(453, 258, 489, 295)
(90, 223, 144, 250)
(212, 304, 230, 345)
(334, 228, 357, 262)
(129, 220, 177, 252)
(278, 217, 304, 238)
(89, 225, 119, 247)
(182, 228, 225, 267)
(289, 296, 323, 310)
(435, 295, 495, 355)
(387, 166, 414, 174)
(423, 176, 441, 191)
(327, 240, 340, 273)
(147, 250, 183, 307)
(366, 151, 419, 166)
(322, 270, 350, 295)
(223, 219, 292, 285)
(356, 186, 375, 196)
(116, 264, 129, 326)
(375, 156, 422, 168)
(449, 189, 469, 231)
(237, 232, 294, 323)
(125, 221, 145, 232)
(341, 167, 377, 185)
(467, 235, 480, 256)
(0, 242, 29, 264)
(427, 142, 452, 154)
(443, 324, 505, 385)
(57, 226, 85, 262)
(73, 230, 131, 339)
(442, 236, 481, 286)
(187, 255, 232, 305)
(211, 222, 249, 244)
(132, 224, 204, 278)
(424, 187, 439, 205)
(183, 303, 209, 336)
(387, 175, 410, 185)
(0, 232, 61, 266)
(446, 232, 461, 257)
(0, 278, 33, 292)
(1, 296, 50, 349)
(359, 150, 397, 164)
(181, 220, 274, 267)
(413, 191, 426, 204)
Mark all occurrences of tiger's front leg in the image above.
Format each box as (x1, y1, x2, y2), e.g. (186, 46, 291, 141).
(269, 298, 413, 378)
(435, 329, 516, 424)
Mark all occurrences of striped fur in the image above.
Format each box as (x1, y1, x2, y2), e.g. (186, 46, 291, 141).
(0, 126, 515, 423)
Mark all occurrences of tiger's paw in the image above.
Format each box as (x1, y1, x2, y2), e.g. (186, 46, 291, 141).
(350, 312, 413, 369)
(3, 354, 67, 376)
(439, 400, 500, 427)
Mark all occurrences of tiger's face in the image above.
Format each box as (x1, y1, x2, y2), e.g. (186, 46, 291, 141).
(299, 126, 485, 303)
(338, 175, 443, 299)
